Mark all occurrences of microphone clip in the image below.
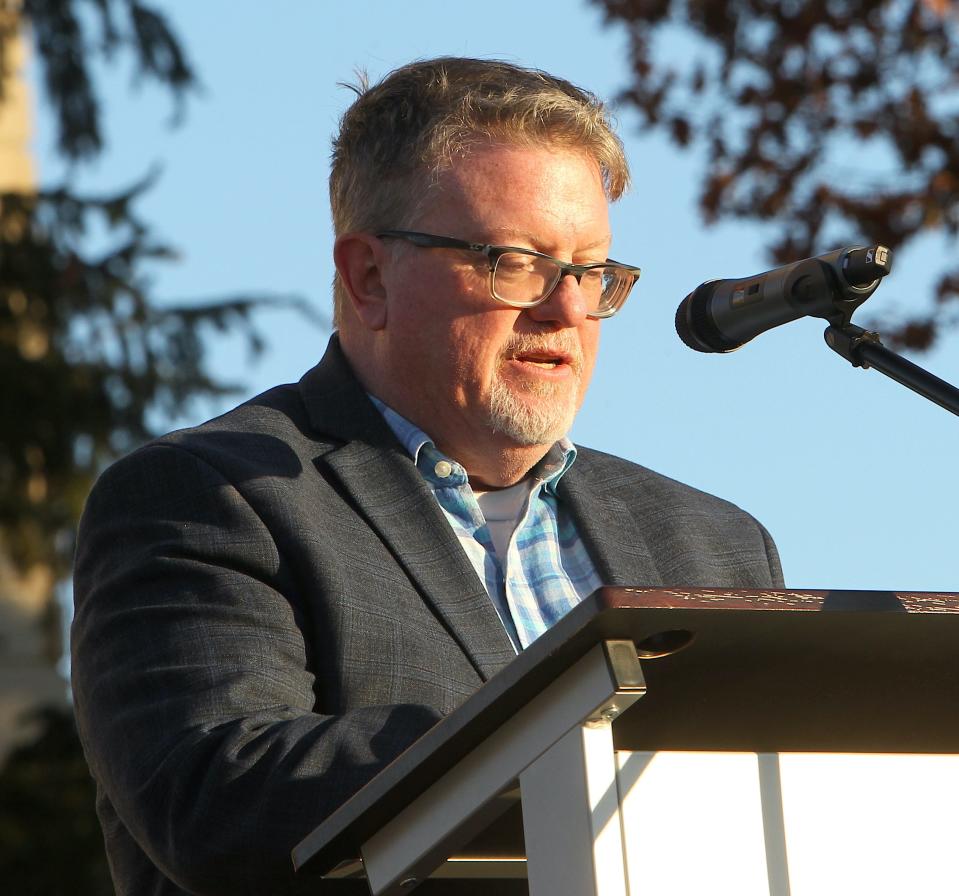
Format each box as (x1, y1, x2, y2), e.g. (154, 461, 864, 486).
(823, 324, 883, 369)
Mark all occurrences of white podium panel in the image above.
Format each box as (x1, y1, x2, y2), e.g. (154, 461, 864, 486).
(778, 754, 959, 895)
(617, 751, 959, 896)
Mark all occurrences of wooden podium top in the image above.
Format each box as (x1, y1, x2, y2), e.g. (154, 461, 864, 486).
(294, 587, 959, 874)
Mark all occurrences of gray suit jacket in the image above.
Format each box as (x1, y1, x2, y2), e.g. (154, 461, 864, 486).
(72, 336, 783, 896)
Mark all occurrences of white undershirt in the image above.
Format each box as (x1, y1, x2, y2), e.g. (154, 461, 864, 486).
(473, 479, 536, 562)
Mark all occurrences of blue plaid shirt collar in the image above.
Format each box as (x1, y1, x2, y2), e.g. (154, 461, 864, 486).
(368, 395, 577, 495)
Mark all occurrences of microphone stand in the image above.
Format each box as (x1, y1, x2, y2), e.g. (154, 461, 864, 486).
(824, 323, 959, 417)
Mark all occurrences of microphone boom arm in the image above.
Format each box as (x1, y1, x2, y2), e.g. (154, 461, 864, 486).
(824, 323, 959, 417)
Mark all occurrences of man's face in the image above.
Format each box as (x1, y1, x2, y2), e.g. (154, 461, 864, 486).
(373, 143, 610, 476)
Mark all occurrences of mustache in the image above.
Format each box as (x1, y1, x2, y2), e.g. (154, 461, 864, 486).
(499, 332, 585, 375)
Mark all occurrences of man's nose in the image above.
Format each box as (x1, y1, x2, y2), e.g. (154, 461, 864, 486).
(525, 274, 590, 327)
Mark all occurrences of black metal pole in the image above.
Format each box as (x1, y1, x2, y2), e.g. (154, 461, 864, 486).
(824, 325, 959, 417)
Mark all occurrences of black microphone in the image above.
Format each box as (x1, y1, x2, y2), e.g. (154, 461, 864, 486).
(675, 245, 892, 353)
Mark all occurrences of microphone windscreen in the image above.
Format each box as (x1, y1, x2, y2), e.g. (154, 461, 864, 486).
(675, 281, 739, 353)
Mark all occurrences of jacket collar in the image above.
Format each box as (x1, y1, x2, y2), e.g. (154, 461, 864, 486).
(298, 334, 396, 447)
(558, 451, 664, 589)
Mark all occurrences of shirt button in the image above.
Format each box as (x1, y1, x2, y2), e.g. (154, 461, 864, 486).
(434, 460, 453, 479)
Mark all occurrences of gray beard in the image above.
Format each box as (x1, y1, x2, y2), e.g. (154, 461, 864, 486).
(486, 374, 578, 446)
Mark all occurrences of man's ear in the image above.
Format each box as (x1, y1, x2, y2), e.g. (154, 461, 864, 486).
(333, 232, 390, 330)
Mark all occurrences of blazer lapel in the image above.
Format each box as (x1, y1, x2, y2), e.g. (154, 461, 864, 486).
(559, 456, 664, 589)
(320, 443, 517, 679)
(300, 337, 517, 680)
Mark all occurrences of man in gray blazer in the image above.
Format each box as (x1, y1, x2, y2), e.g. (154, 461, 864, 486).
(72, 57, 783, 895)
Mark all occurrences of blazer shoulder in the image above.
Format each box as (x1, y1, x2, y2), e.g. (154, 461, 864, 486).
(571, 445, 785, 587)
(119, 336, 393, 480)
(572, 445, 747, 516)
(106, 378, 332, 484)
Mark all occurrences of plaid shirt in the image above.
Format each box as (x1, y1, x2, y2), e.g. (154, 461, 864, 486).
(370, 397, 603, 651)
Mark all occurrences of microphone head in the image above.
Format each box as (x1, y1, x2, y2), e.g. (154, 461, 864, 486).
(675, 281, 743, 353)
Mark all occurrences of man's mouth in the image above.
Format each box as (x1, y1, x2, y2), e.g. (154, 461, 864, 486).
(500, 332, 584, 379)
(513, 350, 572, 369)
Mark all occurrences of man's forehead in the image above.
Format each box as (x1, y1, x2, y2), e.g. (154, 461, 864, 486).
(423, 143, 609, 210)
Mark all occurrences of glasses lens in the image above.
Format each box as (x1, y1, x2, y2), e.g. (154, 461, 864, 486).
(593, 266, 638, 317)
(492, 252, 639, 317)
(492, 252, 561, 306)
(575, 266, 638, 317)
(578, 268, 607, 310)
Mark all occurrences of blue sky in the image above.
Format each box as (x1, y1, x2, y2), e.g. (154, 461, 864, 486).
(35, 1, 959, 592)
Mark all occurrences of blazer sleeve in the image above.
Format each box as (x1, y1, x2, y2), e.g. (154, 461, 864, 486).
(759, 518, 785, 588)
(71, 443, 442, 895)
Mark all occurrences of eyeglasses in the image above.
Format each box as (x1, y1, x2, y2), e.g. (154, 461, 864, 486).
(377, 230, 640, 319)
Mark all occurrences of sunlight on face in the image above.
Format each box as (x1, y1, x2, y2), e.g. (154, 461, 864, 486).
(364, 143, 611, 477)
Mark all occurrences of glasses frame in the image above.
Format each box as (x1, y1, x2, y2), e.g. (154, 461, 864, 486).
(377, 230, 640, 319)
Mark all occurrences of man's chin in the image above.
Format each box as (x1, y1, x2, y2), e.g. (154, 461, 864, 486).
(487, 385, 577, 447)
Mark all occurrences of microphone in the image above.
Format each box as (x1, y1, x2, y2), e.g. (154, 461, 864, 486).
(675, 245, 892, 353)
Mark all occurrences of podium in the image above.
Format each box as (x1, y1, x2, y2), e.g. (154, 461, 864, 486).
(293, 587, 959, 895)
